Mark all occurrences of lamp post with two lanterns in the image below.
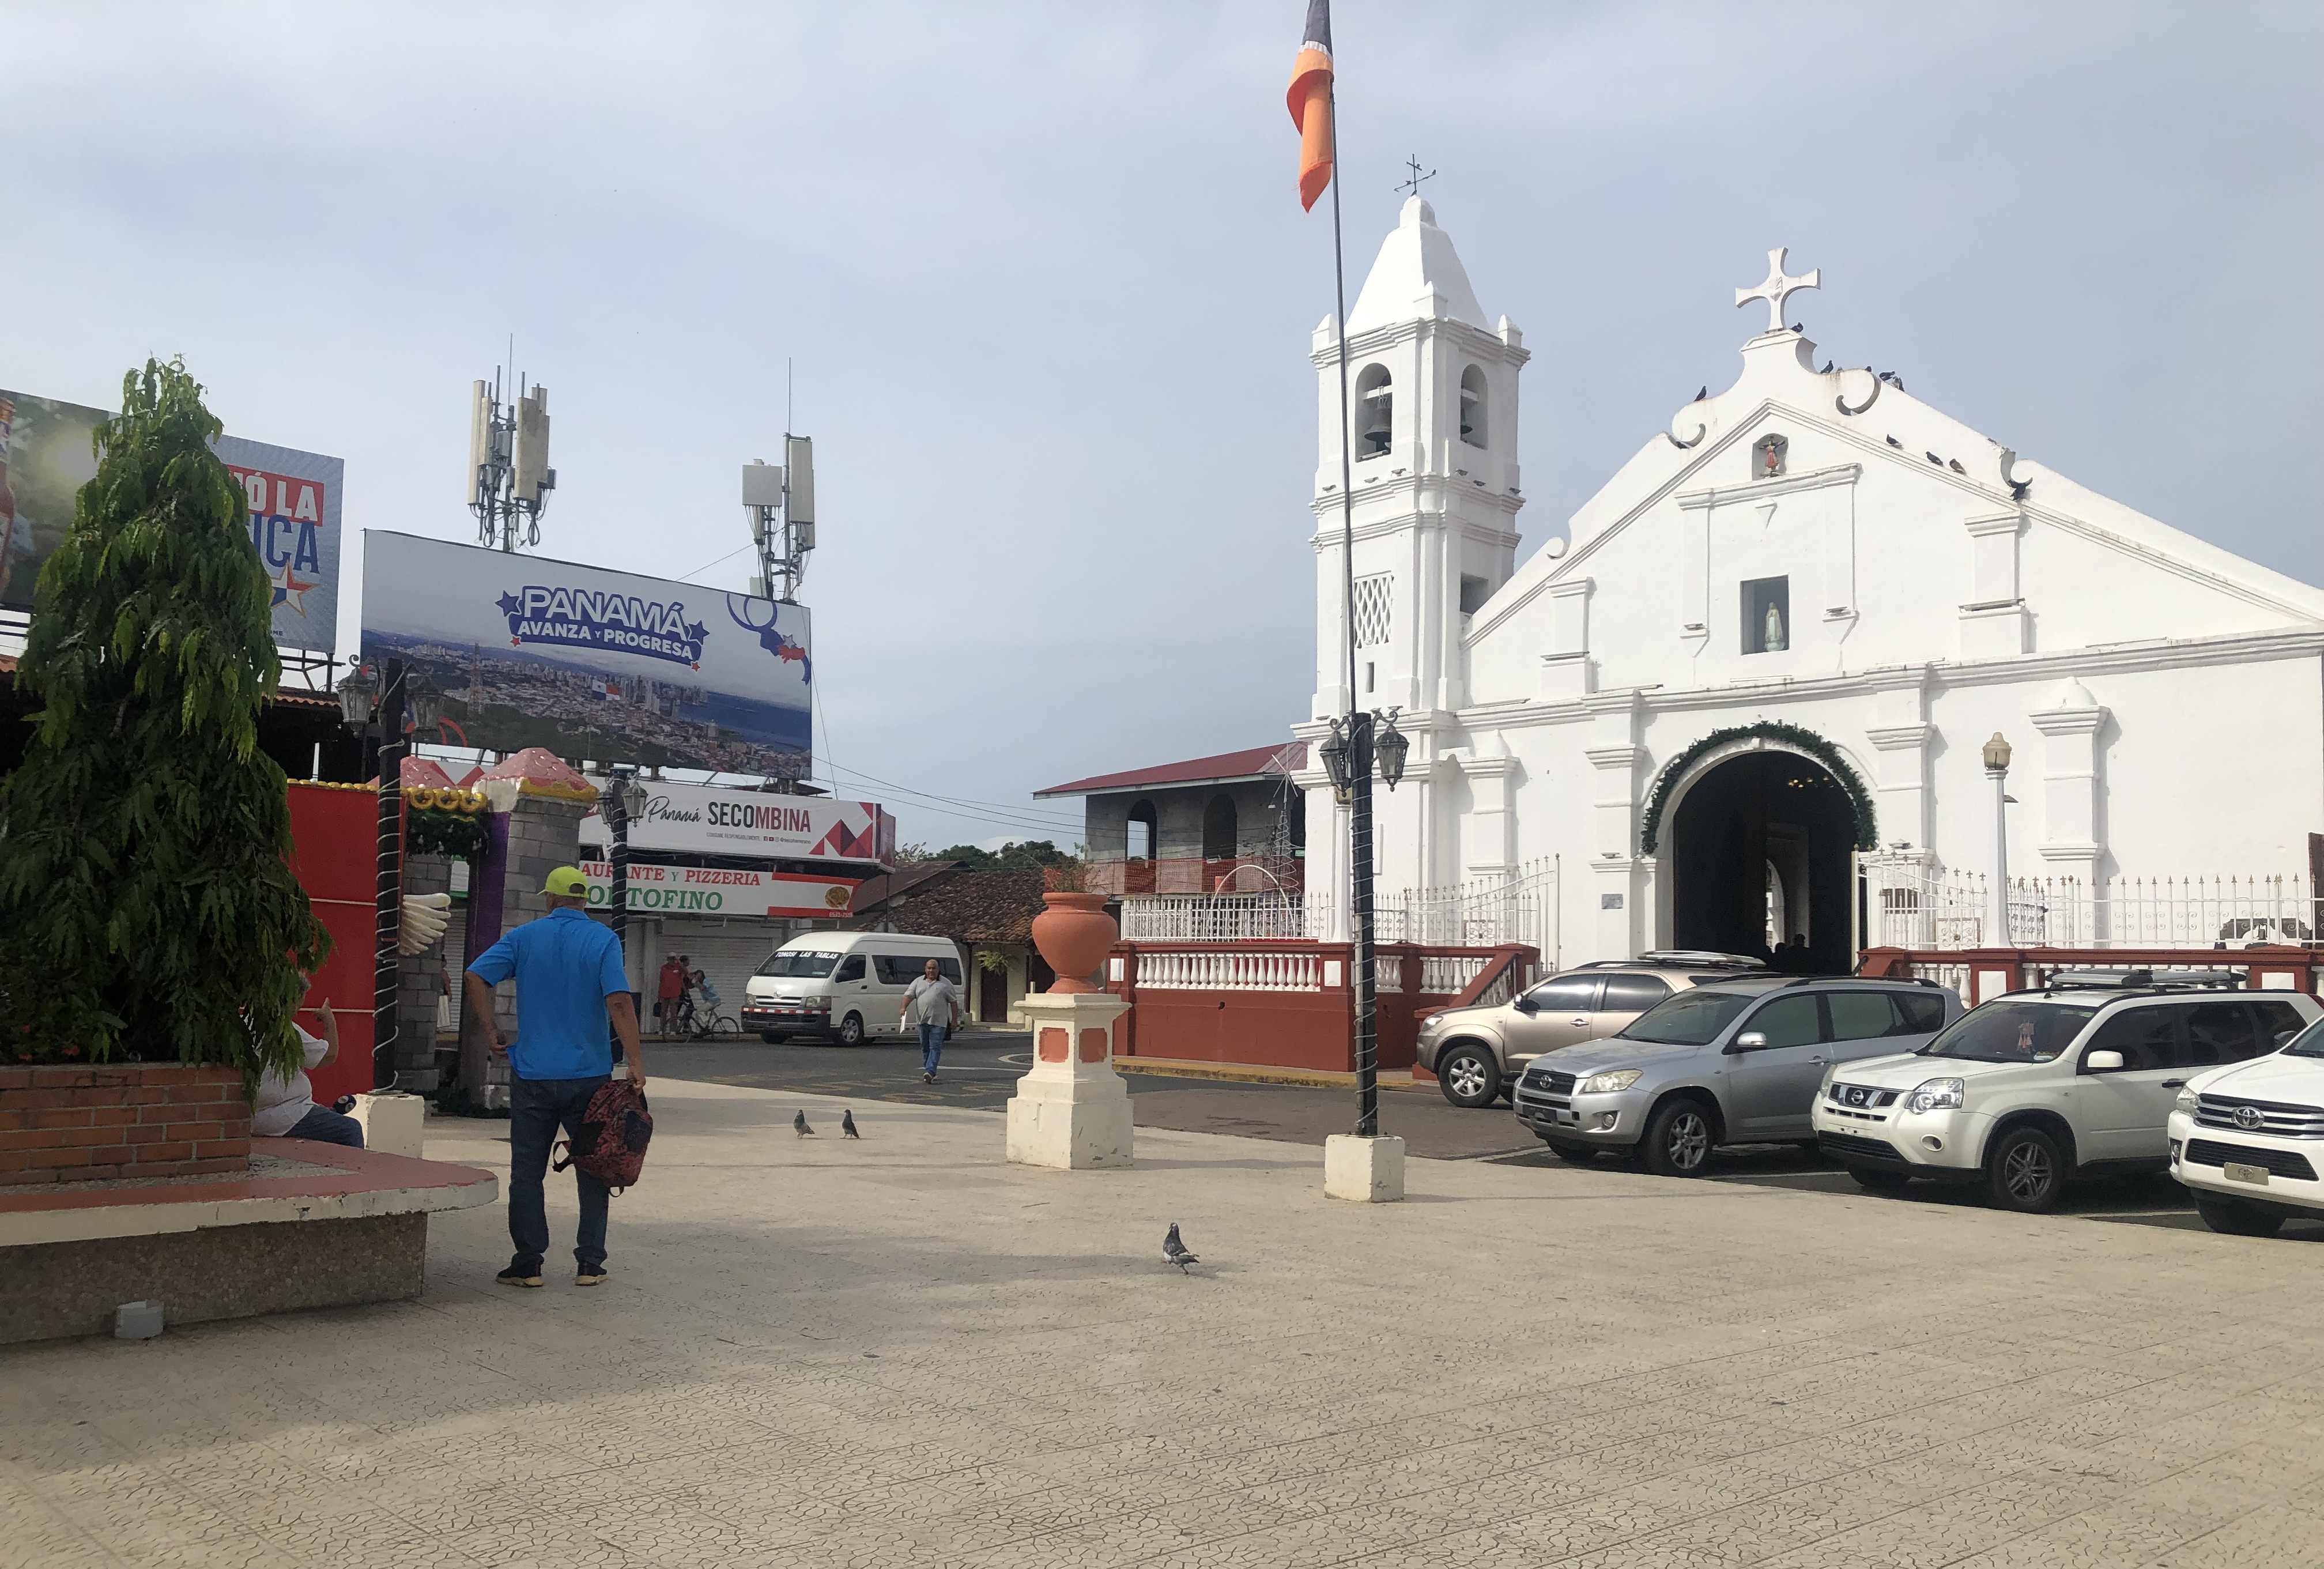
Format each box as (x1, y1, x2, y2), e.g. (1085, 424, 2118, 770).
(1315, 705, 1410, 1137)
(335, 659, 445, 1090)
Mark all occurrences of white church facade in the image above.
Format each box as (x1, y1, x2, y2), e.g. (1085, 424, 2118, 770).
(1291, 197, 2324, 971)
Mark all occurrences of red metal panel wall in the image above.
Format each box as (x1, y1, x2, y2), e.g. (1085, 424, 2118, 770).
(286, 782, 381, 1104)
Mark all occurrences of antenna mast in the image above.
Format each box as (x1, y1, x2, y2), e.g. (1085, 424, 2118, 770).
(467, 357, 555, 552)
(744, 380, 815, 603)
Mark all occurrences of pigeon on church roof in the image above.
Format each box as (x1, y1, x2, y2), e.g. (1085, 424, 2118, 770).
(1694, 386, 1707, 402)
(1819, 361, 1833, 374)
(1885, 436, 1902, 447)
(1927, 452, 1944, 465)
(1949, 458, 1967, 474)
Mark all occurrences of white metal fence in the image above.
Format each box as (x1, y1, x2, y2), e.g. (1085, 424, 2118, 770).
(1863, 860, 2317, 951)
(1118, 857, 1559, 956)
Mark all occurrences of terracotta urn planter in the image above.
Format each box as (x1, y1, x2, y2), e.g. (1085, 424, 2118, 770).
(1032, 892, 1117, 994)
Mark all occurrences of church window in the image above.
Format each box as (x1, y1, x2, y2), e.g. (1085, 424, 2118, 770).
(1352, 572, 1393, 647)
(1742, 576, 1789, 654)
(1355, 364, 1393, 458)
(1459, 366, 1488, 448)
(1126, 801, 1157, 861)
(1459, 574, 1490, 614)
(1752, 432, 1787, 479)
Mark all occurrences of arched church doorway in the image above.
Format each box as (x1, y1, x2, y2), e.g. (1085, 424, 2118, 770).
(1668, 749, 1859, 973)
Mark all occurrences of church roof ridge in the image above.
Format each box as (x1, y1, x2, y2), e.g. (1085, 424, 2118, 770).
(1344, 194, 1489, 336)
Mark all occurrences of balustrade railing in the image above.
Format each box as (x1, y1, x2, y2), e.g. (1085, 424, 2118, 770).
(1134, 949, 1322, 991)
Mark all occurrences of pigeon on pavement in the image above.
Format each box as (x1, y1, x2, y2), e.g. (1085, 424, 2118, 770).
(842, 1109, 860, 1139)
(1164, 1223, 1199, 1274)
(794, 1110, 814, 1138)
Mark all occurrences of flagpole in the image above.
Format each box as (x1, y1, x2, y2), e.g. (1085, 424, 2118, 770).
(1325, 82, 1379, 1140)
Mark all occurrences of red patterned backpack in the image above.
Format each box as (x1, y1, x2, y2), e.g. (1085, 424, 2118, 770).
(553, 1081, 653, 1194)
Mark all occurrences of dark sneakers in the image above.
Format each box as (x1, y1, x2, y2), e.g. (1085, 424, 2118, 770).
(496, 1266, 544, 1289)
(575, 1269, 608, 1287)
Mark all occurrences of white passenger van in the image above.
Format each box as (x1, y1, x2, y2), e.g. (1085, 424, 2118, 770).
(740, 931, 965, 1046)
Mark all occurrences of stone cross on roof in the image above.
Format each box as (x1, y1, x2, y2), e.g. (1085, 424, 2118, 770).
(1735, 247, 1820, 335)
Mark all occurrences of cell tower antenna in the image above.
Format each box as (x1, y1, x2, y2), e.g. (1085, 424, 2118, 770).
(466, 341, 556, 552)
(742, 361, 816, 610)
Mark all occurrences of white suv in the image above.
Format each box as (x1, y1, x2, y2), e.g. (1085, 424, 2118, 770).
(1809, 971, 2319, 1213)
(2167, 1014, 2324, 1236)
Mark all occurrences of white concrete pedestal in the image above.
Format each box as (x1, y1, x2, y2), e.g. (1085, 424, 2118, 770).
(352, 1091, 427, 1159)
(1006, 992, 1133, 1170)
(1325, 1134, 1406, 1202)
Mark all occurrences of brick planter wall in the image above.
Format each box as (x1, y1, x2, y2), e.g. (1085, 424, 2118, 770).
(0, 1065, 252, 1185)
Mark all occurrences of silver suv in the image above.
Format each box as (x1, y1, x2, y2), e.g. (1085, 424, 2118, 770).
(1417, 952, 1766, 1109)
(1512, 976, 1961, 1175)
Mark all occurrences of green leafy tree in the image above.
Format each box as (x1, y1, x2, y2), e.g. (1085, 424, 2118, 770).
(0, 359, 329, 1074)
(932, 839, 1081, 872)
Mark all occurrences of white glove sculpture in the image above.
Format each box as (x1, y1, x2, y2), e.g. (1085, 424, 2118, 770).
(399, 891, 454, 955)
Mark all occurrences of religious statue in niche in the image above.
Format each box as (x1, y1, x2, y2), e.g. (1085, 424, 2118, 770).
(1763, 598, 1787, 651)
(1753, 432, 1787, 479)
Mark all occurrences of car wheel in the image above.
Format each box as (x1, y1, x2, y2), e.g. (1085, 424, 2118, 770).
(1639, 1099, 1715, 1178)
(759, 1032, 787, 1046)
(2194, 1194, 2287, 1238)
(1848, 1166, 1910, 1192)
(1435, 1044, 1501, 1109)
(1983, 1125, 2067, 1213)
(837, 1013, 865, 1047)
(1547, 1142, 1599, 1166)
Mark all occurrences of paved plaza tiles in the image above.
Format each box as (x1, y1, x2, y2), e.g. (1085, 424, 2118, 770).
(4, 1076, 2323, 1568)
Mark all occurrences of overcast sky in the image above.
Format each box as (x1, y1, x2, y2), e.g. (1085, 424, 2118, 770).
(5, 2, 2318, 850)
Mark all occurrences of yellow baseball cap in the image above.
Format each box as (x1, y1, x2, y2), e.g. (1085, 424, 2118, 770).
(542, 866, 588, 897)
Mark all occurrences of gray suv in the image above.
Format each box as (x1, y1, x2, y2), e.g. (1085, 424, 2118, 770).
(1512, 976, 1962, 1175)
(1417, 952, 1765, 1108)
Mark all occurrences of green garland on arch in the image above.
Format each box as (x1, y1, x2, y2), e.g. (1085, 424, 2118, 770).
(1637, 721, 1878, 857)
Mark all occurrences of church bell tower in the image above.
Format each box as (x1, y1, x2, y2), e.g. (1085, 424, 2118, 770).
(1309, 196, 1527, 724)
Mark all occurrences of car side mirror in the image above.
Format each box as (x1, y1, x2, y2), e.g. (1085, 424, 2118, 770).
(2084, 1048, 2125, 1072)
(1512, 996, 1538, 1014)
(2276, 1028, 2299, 1048)
(1731, 1031, 1768, 1051)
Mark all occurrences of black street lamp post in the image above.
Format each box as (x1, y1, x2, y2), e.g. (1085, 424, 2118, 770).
(336, 661, 444, 1091)
(602, 768, 648, 951)
(1319, 706, 1408, 1136)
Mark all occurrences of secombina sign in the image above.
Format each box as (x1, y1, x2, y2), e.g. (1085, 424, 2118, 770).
(579, 779, 893, 863)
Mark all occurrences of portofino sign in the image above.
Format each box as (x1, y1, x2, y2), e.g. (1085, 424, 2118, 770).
(578, 861, 858, 919)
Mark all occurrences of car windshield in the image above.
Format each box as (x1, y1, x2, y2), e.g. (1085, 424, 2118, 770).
(2283, 1018, 2324, 1058)
(756, 950, 842, 979)
(1617, 990, 1756, 1046)
(1918, 1001, 2096, 1062)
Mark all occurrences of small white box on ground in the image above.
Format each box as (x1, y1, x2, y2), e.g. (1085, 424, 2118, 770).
(352, 1091, 426, 1159)
(1325, 1134, 1406, 1202)
(114, 1301, 163, 1340)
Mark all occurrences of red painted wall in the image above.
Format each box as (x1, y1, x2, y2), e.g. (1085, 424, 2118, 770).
(286, 782, 382, 1103)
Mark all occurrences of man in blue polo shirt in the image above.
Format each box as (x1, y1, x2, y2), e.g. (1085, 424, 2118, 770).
(463, 866, 647, 1289)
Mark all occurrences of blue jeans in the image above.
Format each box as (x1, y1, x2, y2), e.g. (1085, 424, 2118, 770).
(286, 1104, 365, 1148)
(508, 1073, 612, 1274)
(919, 1021, 948, 1075)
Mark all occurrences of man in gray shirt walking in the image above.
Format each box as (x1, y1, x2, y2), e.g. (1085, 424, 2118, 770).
(902, 959, 960, 1084)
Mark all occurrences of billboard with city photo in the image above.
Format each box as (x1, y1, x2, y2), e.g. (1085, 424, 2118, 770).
(359, 530, 812, 779)
(0, 388, 343, 648)
(580, 780, 893, 863)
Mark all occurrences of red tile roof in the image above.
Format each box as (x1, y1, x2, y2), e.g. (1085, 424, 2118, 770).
(1036, 741, 1306, 798)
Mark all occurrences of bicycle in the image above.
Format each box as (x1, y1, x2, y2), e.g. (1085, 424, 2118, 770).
(671, 994, 740, 1040)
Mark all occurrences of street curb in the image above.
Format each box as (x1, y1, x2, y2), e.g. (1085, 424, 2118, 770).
(1113, 1058, 1432, 1092)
